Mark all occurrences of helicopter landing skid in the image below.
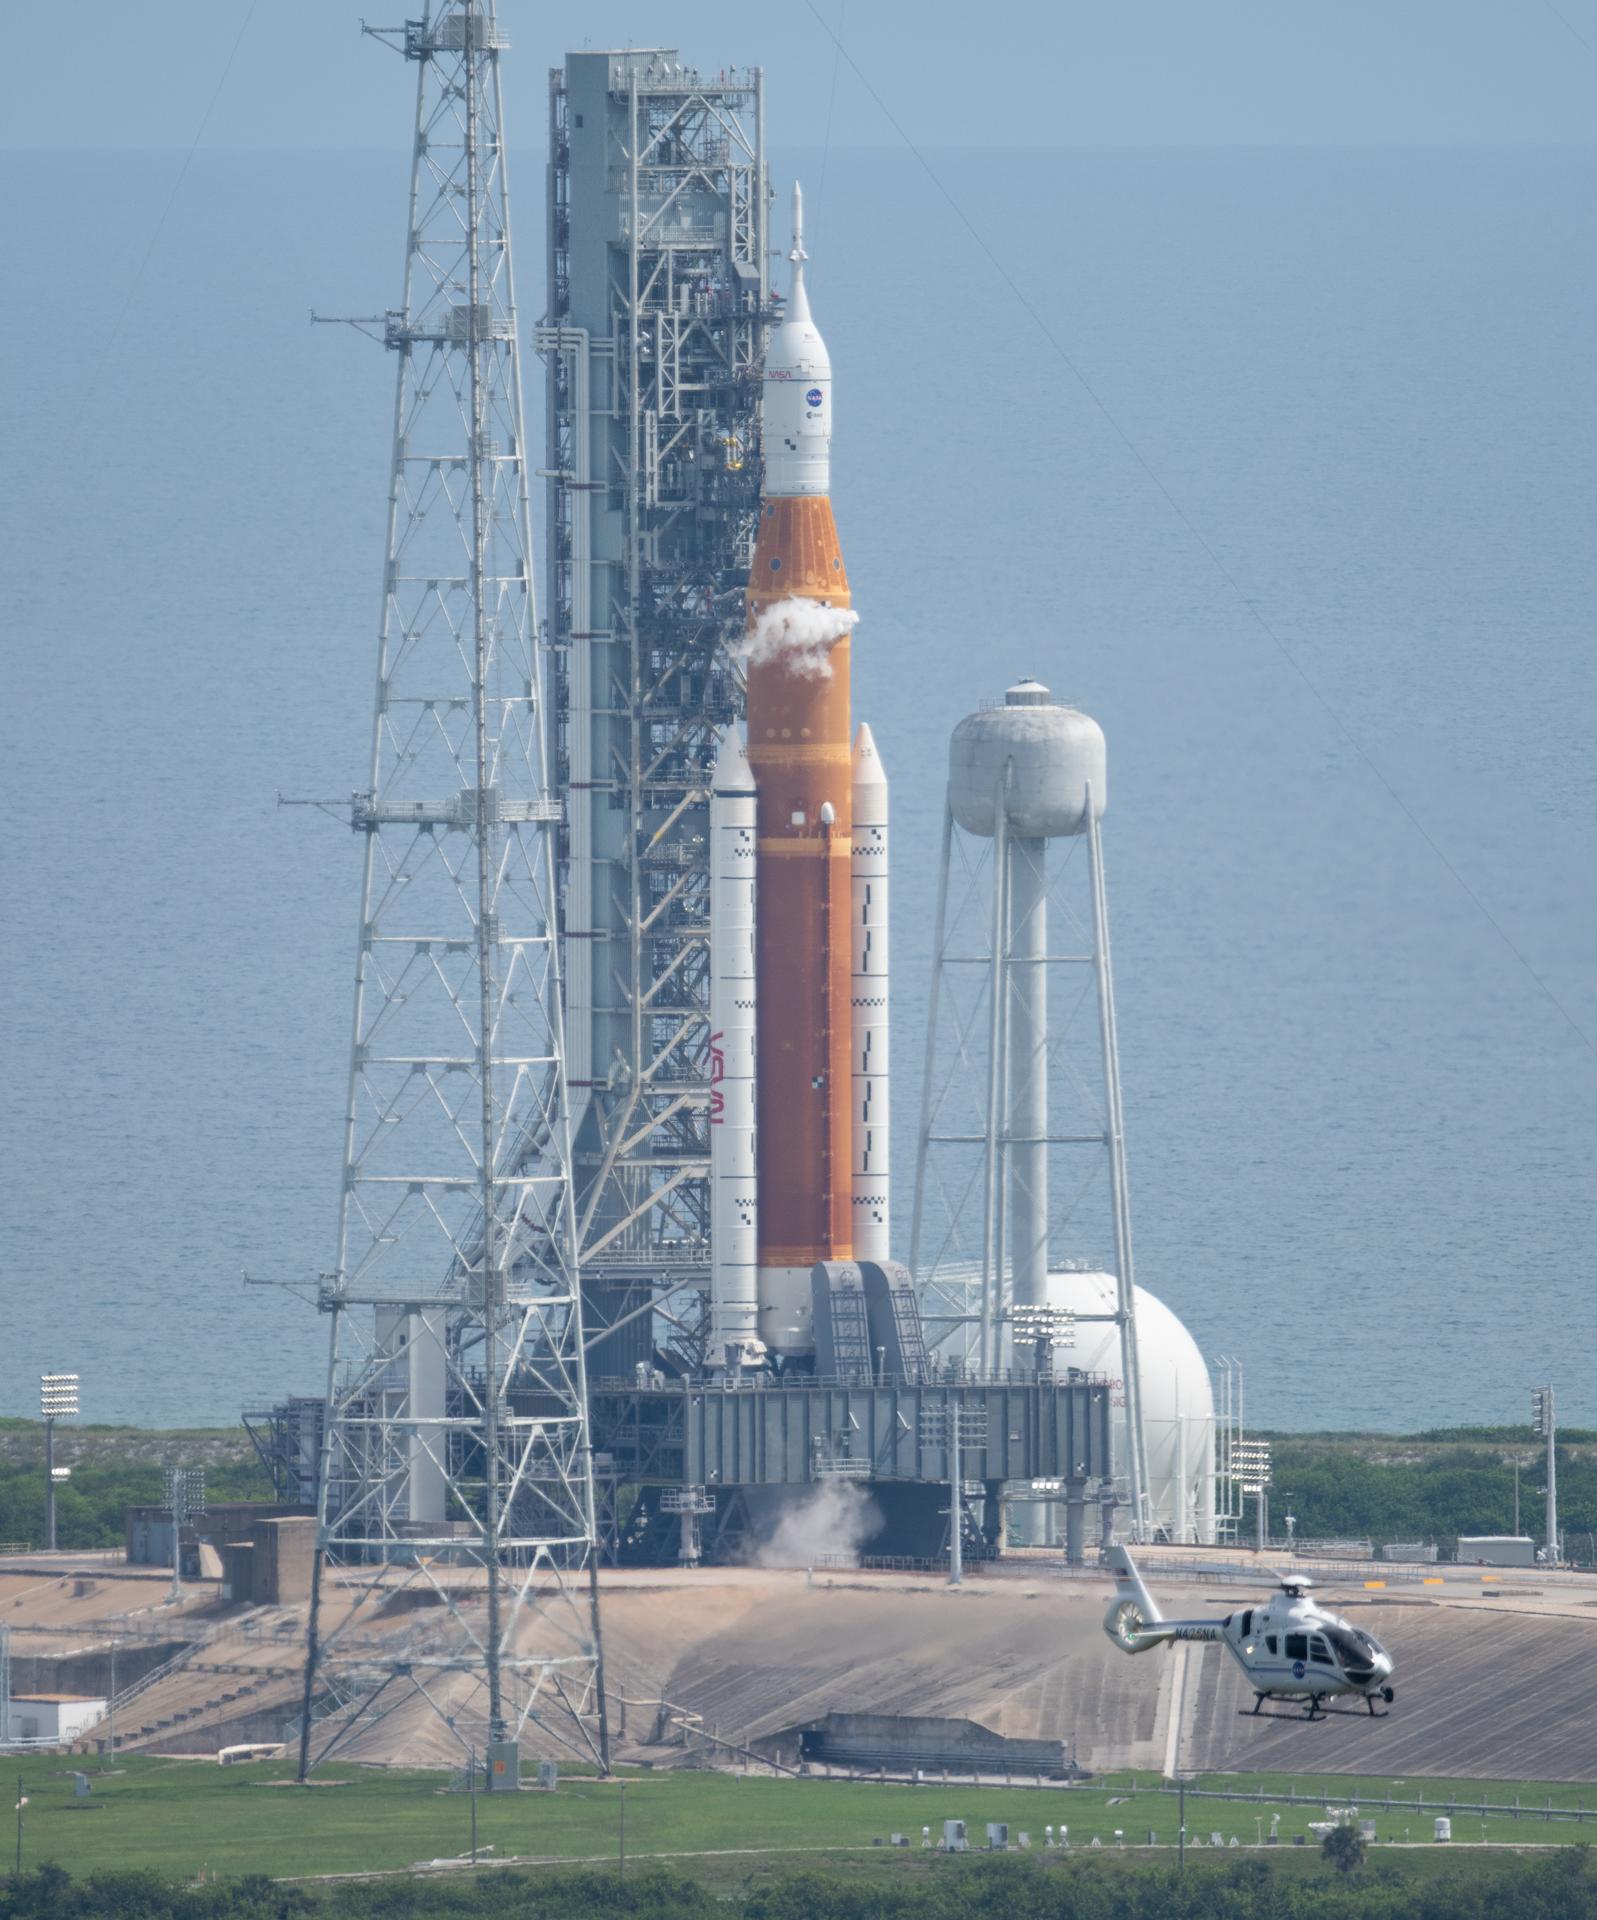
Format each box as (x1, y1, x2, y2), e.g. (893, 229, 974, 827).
(1244, 1695, 1389, 1723)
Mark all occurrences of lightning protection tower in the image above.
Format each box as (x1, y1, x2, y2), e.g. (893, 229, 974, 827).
(298, 2, 606, 1784)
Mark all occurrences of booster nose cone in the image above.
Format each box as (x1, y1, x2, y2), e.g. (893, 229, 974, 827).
(712, 725, 755, 793)
(851, 719, 884, 791)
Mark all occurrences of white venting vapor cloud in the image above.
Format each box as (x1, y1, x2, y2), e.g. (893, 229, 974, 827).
(753, 1479, 881, 1570)
(738, 596, 859, 681)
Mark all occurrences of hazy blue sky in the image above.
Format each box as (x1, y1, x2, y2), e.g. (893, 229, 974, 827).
(7, 0, 1595, 150)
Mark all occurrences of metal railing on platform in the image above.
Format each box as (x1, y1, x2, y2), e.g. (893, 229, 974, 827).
(592, 1370, 1113, 1394)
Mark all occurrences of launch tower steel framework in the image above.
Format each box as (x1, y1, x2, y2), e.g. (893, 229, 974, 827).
(539, 53, 768, 1375)
(298, 2, 606, 1782)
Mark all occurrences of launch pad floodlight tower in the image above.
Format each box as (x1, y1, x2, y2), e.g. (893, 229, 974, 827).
(1231, 1439, 1273, 1551)
(539, 52, 768, 1383)
(909, 681, 1153, 1538)
(1532, 1385, 1559, 1564)
(39, 1373, 78, 1553)
(166, 1467, 205, 1605)
(297, 2, 606, 1786)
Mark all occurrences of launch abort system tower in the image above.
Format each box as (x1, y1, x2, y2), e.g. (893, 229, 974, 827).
(540, 52, 768, 1372)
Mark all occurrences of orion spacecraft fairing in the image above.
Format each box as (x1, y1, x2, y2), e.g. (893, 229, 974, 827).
(710, 185, 890, 1365)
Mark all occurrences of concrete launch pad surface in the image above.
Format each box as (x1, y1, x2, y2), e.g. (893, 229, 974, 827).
(8, 1553, 1597, 1781)
(596, 1566, 1597, 1784)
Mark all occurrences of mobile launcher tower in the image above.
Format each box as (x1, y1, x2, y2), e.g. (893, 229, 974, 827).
(540, 52, 767, 1365)
(541, 58, 895, 1383)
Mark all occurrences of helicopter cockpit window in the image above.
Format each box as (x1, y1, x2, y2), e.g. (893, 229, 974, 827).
(1325, 1627, 1379, 1676)
(1310, 1635, 1334, 1664)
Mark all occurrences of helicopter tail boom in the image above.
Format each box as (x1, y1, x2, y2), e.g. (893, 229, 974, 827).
(1102, 1545, 1227, 1655)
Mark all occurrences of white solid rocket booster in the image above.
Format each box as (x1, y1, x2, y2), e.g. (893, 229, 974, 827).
(708, 726, 761, 1362)
(850, 721, 890, 1262)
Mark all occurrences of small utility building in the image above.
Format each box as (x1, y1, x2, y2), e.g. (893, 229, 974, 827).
(6, 1694, 106, 1743)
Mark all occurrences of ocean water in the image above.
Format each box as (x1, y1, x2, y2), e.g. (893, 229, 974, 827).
(3, 144, 1593, 1431)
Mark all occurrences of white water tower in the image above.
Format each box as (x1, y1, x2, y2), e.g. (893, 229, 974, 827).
(911, 680, 1153, 1540)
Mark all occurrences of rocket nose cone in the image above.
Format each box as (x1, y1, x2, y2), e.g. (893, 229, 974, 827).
(851, 720, 886, 780)
(712, 725, 755, 792)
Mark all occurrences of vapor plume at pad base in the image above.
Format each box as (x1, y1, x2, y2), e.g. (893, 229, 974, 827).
(751, 1480, 883, 1569)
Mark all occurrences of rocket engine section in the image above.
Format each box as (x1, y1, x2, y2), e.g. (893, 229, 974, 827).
(708, 183, 891, 1366)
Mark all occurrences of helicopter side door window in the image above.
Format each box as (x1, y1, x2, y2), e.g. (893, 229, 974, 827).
(1284, 1632, 1309, 1662)
(1310, 1635, 1334, 1665)
(1265, 1634, 1278, 1656)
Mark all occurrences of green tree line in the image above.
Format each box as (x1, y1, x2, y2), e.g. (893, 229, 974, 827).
(0, 1455, 275, 1552)
(6, 1854, 1597, 1920)
(1269, 1440, 1597, 1554)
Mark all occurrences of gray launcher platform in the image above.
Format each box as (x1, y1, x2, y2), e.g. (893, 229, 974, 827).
(589, 1377, 1113, 1489)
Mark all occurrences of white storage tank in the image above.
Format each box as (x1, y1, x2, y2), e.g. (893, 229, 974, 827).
(1036, 1270, 1216, 1544)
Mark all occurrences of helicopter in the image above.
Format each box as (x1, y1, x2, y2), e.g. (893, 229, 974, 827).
(1102, 1544, 1397, 1721)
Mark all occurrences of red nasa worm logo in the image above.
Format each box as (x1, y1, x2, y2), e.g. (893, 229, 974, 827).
(708, 1031, 725, 1124)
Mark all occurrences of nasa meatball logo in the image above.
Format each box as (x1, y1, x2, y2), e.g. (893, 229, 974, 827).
(1292, 1659, 1307, 1680)
(805, 386, 823, 409)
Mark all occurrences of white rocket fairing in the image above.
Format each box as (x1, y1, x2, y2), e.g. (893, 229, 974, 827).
(850, 722, 890, 1262)
(708, 726, 762, 1364)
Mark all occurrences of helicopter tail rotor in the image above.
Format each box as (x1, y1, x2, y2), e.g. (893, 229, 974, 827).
(1103, 1545, 1172, 1654)
(1106, 1597, 1160, 1652)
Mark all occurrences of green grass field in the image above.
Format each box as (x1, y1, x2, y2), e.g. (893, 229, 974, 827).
(9, 1758, 1597, 1888)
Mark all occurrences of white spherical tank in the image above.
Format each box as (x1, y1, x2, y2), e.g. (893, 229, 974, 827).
(948, 679, 1106, 839)
(1036, 1271, 1216, 1544)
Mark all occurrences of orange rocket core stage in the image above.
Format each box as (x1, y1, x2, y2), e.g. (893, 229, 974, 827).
(745, 495, 854, 1272)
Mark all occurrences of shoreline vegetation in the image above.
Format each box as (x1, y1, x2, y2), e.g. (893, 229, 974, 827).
(5, 1844, 1597, 1919)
